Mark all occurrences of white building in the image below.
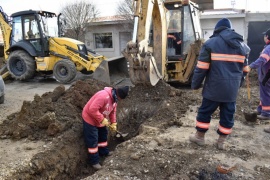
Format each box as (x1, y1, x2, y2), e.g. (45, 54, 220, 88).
(85, 16, 132, 58)
(85, 0, 270, 62)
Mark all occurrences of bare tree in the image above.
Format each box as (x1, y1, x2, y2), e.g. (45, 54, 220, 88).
(60, 0, 99, 41)
(116, 0, 134, 22)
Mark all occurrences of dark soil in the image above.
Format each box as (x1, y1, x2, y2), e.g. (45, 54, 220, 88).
(0, 70, 270, 180)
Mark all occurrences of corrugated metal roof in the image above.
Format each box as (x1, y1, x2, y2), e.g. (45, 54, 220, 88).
(92, 15, 129, 22)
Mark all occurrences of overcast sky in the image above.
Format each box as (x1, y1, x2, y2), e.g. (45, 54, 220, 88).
(0, 0, 122, 17)
(1, 0, 270, 17)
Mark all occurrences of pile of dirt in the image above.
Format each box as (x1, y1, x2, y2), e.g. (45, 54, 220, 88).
(1, 70, 270, 180)
(0, 79, 108, 140)
(0, 78, 188, 179)
(0, 79, 110, 179)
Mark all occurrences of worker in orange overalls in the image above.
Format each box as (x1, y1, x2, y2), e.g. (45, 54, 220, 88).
(248, 28, 270, 121)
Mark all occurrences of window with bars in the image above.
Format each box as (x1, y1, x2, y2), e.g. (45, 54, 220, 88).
(94, 32, 113, 48)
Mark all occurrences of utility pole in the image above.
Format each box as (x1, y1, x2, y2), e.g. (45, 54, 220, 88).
(231, 0, 236, 8)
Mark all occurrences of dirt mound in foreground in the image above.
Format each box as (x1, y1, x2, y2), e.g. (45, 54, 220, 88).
(0, 79, 108, 140)
(0, 79, 109, 179)
(1, 70, 270, 180)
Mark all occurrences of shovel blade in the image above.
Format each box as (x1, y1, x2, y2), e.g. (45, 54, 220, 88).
(114, 131, 128, 142)
(115, 131, 128, 138)
(243, 112, 257, 122)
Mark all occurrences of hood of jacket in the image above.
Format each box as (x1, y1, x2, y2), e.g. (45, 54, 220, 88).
(211, 27, 244, 49)
(104, 87, 113, 99)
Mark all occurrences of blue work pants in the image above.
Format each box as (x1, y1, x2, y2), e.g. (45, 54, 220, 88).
(83, 120, 109, 165)
(257, 82, 270, 117)
(195, 98, 235, 135)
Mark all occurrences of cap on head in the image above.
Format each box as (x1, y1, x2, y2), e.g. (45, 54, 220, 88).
(214, 18, 232, 29)
(262, 28, 270, 38)
(116, 86, 129, 99)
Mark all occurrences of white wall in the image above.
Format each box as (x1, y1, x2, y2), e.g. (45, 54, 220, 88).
(214, 0, 246, 9)
(85, 25, 118, 58)
(214, 0, 270, 13)
(200, 16, 246, 42)
(201, 13, 270, 43)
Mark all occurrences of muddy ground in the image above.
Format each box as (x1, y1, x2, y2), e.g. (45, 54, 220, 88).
(0, 70, 270, 180)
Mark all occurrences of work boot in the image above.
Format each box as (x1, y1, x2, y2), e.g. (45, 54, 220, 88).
(264, 126, 270, 133)
(257, 115, 270, 120)
(107, 151, 113, 156)
(189, 131, 205, 146)
(92, 163, 102, 170)
(100, 151, 113, 157)
(217, 135, 227, 150)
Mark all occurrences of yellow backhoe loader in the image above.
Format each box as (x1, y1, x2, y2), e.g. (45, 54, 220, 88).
(123, 0, 203, 86)
(0, 7, 128, 84)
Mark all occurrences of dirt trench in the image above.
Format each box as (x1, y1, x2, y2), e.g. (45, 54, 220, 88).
(1, 70, 270, 179)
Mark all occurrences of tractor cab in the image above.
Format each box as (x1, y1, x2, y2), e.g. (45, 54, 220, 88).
(165, 0, 202, 61)
(10, 10, 59, 57)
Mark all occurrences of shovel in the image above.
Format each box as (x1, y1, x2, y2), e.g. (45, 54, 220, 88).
(108, 125, 129, 141)
(112, 130, 129, 142)
(115, 130, 128, 139)
(243, 74, 257, 122)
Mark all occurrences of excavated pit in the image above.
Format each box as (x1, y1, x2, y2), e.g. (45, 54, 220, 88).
(0, 78, 190, 179)
(1, 70, 268, 179)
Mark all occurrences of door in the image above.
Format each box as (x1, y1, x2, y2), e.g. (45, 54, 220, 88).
(202, 29, 213, 41)
(119, 32, 131, 55)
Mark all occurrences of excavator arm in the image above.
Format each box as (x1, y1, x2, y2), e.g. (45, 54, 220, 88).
(123, 0, 203, 86)
(48, 37, 104, 72)
(0, 7, 11, 79)
(0, 6, 11, 60)
(123, 0, 167, 86)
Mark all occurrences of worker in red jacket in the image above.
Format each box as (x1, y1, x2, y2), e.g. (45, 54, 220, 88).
(82, 86, 129, 170)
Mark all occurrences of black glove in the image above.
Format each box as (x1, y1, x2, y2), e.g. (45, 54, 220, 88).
(262, 69, 270, 86)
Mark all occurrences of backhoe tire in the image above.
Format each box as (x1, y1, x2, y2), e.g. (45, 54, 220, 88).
(7, 50, 36, 80)
(53, 59, 77, 84)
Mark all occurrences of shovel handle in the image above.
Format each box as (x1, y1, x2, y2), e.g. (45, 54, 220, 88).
(246, 74, 250, 100)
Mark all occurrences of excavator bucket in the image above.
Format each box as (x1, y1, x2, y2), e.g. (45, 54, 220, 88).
(92, 56, 129, 85)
